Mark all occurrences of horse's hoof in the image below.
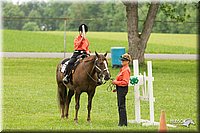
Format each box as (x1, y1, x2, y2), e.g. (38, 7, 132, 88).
(61, 115, 65, 119)
(87, 119, 91, 123)
(74, 119, 78, 124)
(87, 120, 92, 126)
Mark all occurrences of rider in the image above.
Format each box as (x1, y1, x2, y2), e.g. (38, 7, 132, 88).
(63, 24, 90, 83)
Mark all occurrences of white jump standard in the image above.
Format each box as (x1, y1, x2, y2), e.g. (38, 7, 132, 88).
(128, 59, 176, 127)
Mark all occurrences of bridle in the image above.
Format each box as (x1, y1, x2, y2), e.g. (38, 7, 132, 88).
(94, 58, 109, 78)
(83, 56, 109, 85)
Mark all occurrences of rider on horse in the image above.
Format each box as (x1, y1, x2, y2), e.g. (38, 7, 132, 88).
(63, 24, 90, 84)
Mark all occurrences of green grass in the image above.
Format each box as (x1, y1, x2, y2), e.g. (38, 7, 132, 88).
(3, 58, 198, 131)
(2, 30, 197, 54)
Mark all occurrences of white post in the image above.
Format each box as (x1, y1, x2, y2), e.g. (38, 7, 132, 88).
(133, 60, 141, 122)
(143, 72, 147, 97)
(129, 60, 176, 127)
(147, 61, 154, 124)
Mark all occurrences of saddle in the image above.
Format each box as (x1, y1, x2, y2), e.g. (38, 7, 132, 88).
(61, 53, 89, 76)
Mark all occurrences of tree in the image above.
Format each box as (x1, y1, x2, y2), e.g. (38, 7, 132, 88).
(2, 1, 197, 33)
(122, 1, 197, 64)
(43, 2, 71, 30)
(28, 10, 41, 26)
(100, 3, 126, 32)
(123, 0, 160, 64)
(3, 2, 25, 30)
(66, 3, 105, 31)
(22, 22, 40, 31)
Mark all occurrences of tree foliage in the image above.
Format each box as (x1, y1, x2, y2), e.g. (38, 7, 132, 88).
(3, 2, 25, 30)
(2, 1, 197, 33)
(22, 22, 40, 31)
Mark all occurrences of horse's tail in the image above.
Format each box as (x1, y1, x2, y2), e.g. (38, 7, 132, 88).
(56, 63, 67, 113)
(57, 83, 67, 110)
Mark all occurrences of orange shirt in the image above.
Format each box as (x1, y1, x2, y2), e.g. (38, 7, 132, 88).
(74, 35, 90, 54)
(114, 64, 131, 87)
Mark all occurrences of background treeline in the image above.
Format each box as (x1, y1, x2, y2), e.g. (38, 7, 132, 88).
(2, 1, 197, 34)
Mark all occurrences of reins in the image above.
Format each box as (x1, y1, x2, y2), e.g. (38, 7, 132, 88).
(106, 78, 115, 92)
(82, 56, 117, 92)
(82, 56, 109, 85)
(83, 59, 99, 84)
(83, 56, 101, 84)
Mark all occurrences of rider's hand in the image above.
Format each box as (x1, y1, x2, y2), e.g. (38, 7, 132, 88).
(81, 35, 84, 40)
(81, 33, 85, 39)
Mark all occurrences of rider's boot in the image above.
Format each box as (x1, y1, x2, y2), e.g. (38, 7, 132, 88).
(63, 74, 69, 84)
(63, 64, 72, 84)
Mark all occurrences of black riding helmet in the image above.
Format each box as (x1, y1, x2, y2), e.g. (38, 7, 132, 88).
(78, 24, 88, 33)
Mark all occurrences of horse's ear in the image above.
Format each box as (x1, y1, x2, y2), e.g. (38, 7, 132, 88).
(95, 51, 99, 57)
(104, 52, 107, 57)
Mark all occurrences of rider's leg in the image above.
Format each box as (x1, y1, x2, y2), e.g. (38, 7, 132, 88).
(63, 57, 76, 83)
(63, 51, 80, 83)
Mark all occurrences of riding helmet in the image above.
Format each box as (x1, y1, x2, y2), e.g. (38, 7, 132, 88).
(78, 24, 88, 32)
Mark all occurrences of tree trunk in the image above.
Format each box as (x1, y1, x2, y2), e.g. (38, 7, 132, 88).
(123, 1, 160, 64)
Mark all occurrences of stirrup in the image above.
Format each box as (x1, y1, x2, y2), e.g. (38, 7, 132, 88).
(63, 75, 69, 83)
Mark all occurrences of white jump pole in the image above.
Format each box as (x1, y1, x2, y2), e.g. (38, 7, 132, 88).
(128, 59, 176, 128)
(133, 60, 141, 123)
(129, 59, 157, 125)
(147, 61, 154, 124)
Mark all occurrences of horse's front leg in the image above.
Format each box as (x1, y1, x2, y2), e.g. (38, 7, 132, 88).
(87, 90, 95, 122)
(74, 91, 81, 123)
(60, 104, 65, 118)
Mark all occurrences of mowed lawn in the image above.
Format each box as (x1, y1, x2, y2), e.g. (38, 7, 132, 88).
(3, 58, 197, 131)
(3, 30, 197, 54)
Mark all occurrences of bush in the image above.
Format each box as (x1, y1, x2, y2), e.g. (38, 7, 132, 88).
(22, 22, 40, 31)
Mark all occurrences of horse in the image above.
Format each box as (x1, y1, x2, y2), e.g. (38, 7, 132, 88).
(56, 52, 111, 123)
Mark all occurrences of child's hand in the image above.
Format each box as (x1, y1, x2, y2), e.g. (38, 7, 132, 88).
(112, 80, 117, 85)
(112, 89, 117, 92)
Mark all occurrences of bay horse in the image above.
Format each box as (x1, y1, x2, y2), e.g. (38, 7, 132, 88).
(56, 52, 110, 123)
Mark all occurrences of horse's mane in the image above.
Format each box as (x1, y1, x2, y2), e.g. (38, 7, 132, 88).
(83, 55, 96, 62)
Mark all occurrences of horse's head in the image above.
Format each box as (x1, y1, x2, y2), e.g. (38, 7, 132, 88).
(94, 51, 111, 82)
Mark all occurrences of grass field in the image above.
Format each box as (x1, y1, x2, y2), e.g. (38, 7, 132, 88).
(3, 58, 198, 131)
(2, 30, 197, 54)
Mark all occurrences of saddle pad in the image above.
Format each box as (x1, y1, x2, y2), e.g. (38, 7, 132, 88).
(61, 60, 69, 73)
(60, 58, 81, 74)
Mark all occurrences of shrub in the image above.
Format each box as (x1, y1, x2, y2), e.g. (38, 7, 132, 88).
(22, 22, 40, 31)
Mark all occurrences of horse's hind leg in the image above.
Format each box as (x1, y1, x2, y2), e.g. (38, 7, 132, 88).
(65, 89, 74, 119)
(57, 83, 67, 119)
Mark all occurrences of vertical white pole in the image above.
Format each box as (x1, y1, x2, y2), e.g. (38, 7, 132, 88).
(0, 2, 2, 130)
(64, 19, 67, 58)
(133, 60, 141, 122)
(147, 61, 154, 124)
(143, 72, 147, 97)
